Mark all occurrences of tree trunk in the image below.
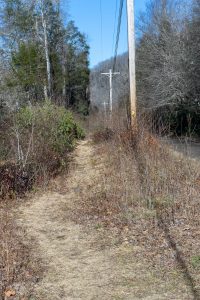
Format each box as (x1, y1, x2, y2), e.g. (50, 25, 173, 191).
(62, 63, 66, 98)
(41, 5, 51, 98)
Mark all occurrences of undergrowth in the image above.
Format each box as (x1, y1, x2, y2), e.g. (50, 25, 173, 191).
(0, 101, 85, 200)
(76, 118, 200, 298)
(0, 102, 84, 299)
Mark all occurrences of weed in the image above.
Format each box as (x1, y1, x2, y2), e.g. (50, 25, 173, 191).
(92, 127, 114, 144)
(191, 256, 200, 269)
(75, 113, 200, 296)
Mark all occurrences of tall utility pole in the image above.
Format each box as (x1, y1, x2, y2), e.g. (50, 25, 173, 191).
(127, 0, 137, 122)
(101, 69, 120, 114)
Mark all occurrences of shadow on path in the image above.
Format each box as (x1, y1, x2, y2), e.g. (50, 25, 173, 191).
(158, 217, 200, 300)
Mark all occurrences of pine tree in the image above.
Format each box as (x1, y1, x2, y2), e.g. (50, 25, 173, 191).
(0, 0, 90, 114)
(64, 21, 90, 114)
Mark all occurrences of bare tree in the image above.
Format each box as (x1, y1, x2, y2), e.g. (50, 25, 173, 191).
(136, 0, 190, 110)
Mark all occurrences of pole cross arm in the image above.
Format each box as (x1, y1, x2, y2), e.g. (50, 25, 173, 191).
(101, 72, 120, 76)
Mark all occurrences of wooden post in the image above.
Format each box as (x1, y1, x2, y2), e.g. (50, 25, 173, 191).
(127, 0, 137, 123)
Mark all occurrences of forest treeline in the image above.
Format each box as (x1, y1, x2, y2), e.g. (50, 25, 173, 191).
(0, 0, 88, 197)
(0, 0, 90, 115)
(91, 0, 200, 136)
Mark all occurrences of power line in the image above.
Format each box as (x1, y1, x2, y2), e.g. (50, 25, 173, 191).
(111, 0, 119, 56)
(99, 0, 104, 60)
(113, 0, 124, 72)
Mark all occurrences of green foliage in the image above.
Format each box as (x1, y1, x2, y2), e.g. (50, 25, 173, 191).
(10, 43, 46, 94)
(65, 21, 90, 111)
(152, 105, 200, 136)
(1, 0, 90, 113)
(75, 123, 85, 139)
(76, 101, 89, 116)
(0, 102, 85, 198)
(191, 256, 200, 269)
(3, 0, 35, 40)
(16, 105, 34, 127)
(15, 102, 85, 161)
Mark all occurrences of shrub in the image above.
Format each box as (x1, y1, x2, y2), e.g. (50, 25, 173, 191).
(16, 102, 84, 150)
(0, 101, 85, 198)
(92, 127, 114, 144)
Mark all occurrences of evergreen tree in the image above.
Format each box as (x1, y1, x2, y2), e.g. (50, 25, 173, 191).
(10, 42, 46, 100)
(64, 21, 90, 114)
(0, 0, 35, 47)
(0, 0, 90, 114)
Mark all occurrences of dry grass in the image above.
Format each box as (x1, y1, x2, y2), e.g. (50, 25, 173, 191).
(0, 201, 42, 300)
(74, 115, 200, 298)
(1, 109, 199, 299)
(19, 138, 193, 299)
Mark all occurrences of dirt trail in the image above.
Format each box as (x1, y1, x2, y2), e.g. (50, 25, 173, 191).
(16, 140, 193, 300)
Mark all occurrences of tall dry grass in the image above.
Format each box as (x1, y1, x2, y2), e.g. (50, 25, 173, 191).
(0, 202, 41, 299)
(83, 112, 200, 297)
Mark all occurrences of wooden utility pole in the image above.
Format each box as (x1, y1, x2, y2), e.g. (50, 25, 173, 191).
(101, 69, 120, 114)
(127, 0, 137, 123)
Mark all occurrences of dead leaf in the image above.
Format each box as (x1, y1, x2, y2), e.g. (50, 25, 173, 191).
(5, 289, 16, 298)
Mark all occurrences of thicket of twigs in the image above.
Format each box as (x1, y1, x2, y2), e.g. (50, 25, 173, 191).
(91, 0, 200, 138)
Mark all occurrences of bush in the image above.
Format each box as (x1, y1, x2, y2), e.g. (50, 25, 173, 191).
(17, 102, 84, 156)
(0, 102, 85, 198)
(92, 127, 114, 144)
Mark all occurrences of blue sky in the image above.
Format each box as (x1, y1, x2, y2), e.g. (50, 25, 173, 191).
(64, 0, 147, 67)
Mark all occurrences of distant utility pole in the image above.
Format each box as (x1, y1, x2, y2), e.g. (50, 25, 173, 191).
(101, 101, 108, 120)
(101, 69, 120, 114)
(127, 0, 137, 123)
(103, 101, 107, 116)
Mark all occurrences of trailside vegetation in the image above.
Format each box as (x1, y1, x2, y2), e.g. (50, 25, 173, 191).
(0, 102, 85, 199)
(0, 0, 88, 198)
